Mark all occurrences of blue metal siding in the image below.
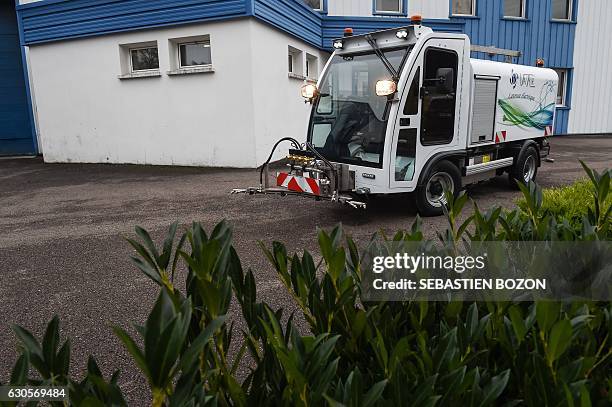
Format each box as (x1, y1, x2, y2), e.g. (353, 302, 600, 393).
(253, 1, 465, 50)
(18, 0, 249, 44)
(322, 16, 464, 49)
(450, 0, 578, 134)
(16, 0, 464, 51)
(253, 0, 323, 48)
(0, 1, 36, 156)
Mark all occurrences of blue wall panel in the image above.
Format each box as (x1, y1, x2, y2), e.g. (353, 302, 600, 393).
(253, 0, 322, 48)
(0, 1, 36, 155)
(17, 0, 465, 52)
(18, 0, 249, 44)
(322, 16, 464, 50)
(450, 0, 577, 133)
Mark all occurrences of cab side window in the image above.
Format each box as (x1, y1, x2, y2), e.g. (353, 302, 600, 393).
(394, 69, 420, 182)
(420, 48, 458, 145)
(403, 67, 420, 115)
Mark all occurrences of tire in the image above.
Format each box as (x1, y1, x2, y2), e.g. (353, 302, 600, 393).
(416, 160, 461, 217)
(509, 145, 539, 188)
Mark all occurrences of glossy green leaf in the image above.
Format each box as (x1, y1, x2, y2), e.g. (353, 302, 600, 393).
(547, 319, 572, 365)
(508, 306, 528, 343)
(479, 370, 510, 406)
(536, 301, 560, 333)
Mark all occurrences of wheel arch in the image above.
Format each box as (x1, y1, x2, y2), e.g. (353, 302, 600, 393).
(509, 139, 541, 168)
(417, 151, 467, 187)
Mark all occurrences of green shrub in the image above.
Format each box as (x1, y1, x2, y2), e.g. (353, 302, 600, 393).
(2, 163, 610, 407)
(518, 177, 612, 226)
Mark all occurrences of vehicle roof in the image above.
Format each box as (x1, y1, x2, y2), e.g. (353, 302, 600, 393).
(470, 58, 559, 81)
(333, 25, 432, 53)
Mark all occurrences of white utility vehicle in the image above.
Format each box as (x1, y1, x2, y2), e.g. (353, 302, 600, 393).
(233, 18, 558, 216)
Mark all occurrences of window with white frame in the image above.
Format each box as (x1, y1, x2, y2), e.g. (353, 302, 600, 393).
(167, 35, 214, 75)
(552, 68, 568, 106)
(504, 0, 526, 18)
(306, 54, 318, 79)
(452, 0, 476, 16)
(304, 0, 323, 10)
(130, 46, 159, 72)
(118, 41, 160, 79)
(178, 41, 211, 68)
(288, 46, 304, 77)
(374, 0, 402, 13)
(552, 0, 572, 20)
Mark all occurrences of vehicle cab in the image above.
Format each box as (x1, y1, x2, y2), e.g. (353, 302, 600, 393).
(306, 21, 471, 202)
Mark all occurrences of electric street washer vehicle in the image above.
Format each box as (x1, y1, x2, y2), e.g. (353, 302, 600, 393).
(233, 18, 558, 216)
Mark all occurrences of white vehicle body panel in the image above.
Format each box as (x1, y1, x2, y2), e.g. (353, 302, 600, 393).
(469, 59, 558, 145)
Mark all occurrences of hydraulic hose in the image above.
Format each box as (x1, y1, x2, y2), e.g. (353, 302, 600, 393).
(305, 142, 339, 195)
(259, 137, 302, 186)
(258, 137, 340, 197)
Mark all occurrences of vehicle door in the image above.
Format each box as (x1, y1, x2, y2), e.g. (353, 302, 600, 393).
(390, 38, 465, 190)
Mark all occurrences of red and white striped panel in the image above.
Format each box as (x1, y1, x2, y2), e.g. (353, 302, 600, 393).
(495, 131, 507, 144)
(544, 126, 553, 136)
(277, 172, 321, 196)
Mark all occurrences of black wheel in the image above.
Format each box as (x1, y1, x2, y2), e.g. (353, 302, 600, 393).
(509, 145, 539, 188)
(416, 161, 461, 217)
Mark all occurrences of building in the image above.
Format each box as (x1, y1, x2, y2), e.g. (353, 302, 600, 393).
(0, 0, 609, 166)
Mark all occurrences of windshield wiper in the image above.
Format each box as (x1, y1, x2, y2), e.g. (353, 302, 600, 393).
(365, 36, 413, 83)
(365, 35, 399, 81)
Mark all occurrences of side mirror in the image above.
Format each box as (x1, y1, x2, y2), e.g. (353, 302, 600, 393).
(436, 68, 454, 93)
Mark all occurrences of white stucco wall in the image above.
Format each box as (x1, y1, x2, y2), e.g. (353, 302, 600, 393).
(327, 0, 372, 17)
(327, 0, 449, 19)
(408, 0, 449, 19)
(567, 0, 612, 134)
(248, 20, 330, 164)
(27, 19, 328, 167)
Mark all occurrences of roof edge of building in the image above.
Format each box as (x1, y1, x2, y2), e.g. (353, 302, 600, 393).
(16, 0, 463, 50)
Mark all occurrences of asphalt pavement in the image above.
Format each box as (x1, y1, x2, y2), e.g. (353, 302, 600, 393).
(0, 135, 609, 403)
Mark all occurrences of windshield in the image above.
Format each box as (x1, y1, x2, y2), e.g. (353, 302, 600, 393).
(309, 48, 409, 168)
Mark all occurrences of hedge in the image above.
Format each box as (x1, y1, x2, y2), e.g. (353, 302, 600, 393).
(1, 163, 610, 407)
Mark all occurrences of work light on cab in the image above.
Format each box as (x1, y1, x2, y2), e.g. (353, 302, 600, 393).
(396, 29, 408, 39)
(376, 80, 397, 96)
(301, 83, 318, 100)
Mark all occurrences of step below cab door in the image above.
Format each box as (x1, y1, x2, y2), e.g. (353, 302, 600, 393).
(390, 38, 466, 190)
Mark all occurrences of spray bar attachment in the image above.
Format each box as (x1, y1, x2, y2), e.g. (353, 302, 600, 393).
(231, 139, 366, 209)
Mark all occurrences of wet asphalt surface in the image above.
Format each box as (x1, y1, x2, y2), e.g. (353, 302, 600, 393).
(0, 135, 610, 403)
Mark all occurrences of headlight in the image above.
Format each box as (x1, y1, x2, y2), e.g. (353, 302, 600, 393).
(375, 80, 397, 97)
(333, 40, 344, 49)
(301, 84, 318, 100)
(396, 30, 408, 39)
